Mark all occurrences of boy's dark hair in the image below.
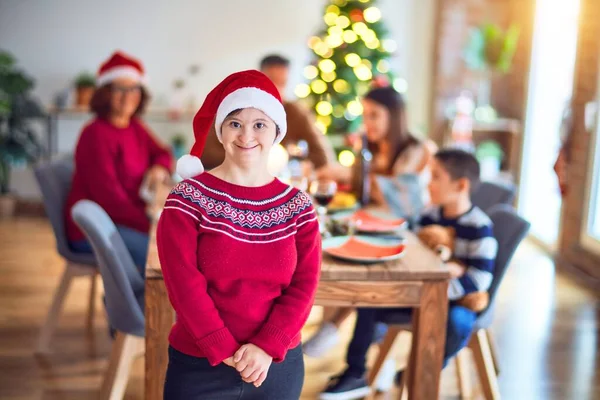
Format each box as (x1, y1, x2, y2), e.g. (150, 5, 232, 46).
(259, 54, 290, 70)
(434, 149, 481, 191)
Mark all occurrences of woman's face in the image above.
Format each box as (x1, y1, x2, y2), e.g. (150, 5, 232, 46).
(110, 77, 142, 119)
(362, 98, 390, 143)
(220, 108, 278, 169)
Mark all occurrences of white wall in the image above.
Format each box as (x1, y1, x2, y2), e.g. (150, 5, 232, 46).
(0, 0, 434, 197)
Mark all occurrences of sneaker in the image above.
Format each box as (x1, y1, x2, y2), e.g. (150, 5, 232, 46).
(303, 322, 340, 357)
(374, 358, 396, 392)
(320, 372, 371, 400)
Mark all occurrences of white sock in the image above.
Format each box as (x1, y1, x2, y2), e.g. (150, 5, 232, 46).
(374, 358, 396, 392)
(303, 322, 340, 358)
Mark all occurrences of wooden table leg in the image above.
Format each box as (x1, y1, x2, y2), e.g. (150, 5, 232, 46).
(406, 281, 448, 400)
(145, 278, 174, 400)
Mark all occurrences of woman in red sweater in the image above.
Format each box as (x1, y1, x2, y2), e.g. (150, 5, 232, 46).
(157, 70, 321, 399)
(66, 51, 172, 275)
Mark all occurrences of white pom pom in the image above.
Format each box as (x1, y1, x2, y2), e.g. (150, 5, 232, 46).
(176, 155, 204, 179)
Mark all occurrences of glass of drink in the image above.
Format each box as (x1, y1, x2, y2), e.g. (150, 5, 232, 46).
(310, 179, 337, 236)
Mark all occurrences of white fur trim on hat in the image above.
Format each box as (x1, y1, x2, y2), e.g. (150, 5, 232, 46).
(176, 154, 204, 180)
(97, 66, 146, 87)
(214, 87, 287, 143)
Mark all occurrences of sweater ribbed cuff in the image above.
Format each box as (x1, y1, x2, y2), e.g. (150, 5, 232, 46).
(249, 323, 292, 362)
(195, 328, 240, 366)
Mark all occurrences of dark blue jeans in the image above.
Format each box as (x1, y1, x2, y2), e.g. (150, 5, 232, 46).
(164, 345, 305, 400)
(346, 306, 477, 377)
(70, 224, 149, 278)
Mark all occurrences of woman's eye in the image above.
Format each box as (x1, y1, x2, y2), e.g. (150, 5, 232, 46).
(230, 121, 241, 128)
(255, 122, 266, 129)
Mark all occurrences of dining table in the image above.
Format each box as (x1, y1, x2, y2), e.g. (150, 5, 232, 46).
(143, 184, 450, 400)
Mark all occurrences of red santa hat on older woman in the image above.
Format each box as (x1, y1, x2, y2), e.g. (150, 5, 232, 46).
(96, 51, 147, 87)
(176, 70, 287, 179)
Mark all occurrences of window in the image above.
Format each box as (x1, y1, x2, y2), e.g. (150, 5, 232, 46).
(582, 102, 600, 252)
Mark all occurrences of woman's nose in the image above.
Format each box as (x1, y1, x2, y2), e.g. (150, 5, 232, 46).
(238, 126, 255, 143)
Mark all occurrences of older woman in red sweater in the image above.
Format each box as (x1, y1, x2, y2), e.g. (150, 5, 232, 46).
(65, 51, 172, 275)
(157, 70, 321, 399)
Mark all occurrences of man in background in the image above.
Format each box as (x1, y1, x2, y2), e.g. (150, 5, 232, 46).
(201, 54, 337, 175)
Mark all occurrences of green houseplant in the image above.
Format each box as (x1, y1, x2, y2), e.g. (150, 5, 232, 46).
(74, 71, 96, 108)
(464, 23, 519, 109)
(0, 50, 45, 217)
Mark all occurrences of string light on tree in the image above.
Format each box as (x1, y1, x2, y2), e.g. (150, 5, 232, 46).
(363, 7, 382, 23)
(343, 30, 358, 43)
(304, 65, 319, 79)
(294, 83, 311, 98)
(316, 101, 333, 116)
(311, 79, 327, 94)
(345, 53, 361, 67)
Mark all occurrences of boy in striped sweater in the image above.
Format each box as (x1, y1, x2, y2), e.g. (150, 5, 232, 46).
(320, 149, 498, 399)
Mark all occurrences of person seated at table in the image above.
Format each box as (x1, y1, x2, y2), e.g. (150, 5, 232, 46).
(303, 86, 434, 358)
(199, 54, 341, 178)
(65, 51, 172, 275)
(319, 149, 498, 399)
(157, 70, 321, 399)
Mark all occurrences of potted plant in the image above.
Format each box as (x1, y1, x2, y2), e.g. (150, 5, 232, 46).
(0, 50, 45, 218)
(464, 23, 519, 109)
(74, 71, 96, 108)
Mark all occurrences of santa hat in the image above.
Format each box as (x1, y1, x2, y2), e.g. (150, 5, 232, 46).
(176, 69, 287, 179)
(97, 51, 146, 87)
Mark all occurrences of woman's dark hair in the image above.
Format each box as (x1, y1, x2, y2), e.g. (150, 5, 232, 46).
(364, 86, 419, 173)
(89, 83, 150, 118)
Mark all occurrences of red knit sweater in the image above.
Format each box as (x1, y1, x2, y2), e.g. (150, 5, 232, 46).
(65, 118, 172, 242)
(156, 173, 321, 366)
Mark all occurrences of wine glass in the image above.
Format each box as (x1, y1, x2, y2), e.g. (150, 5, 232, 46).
(310, 179, 337, 236)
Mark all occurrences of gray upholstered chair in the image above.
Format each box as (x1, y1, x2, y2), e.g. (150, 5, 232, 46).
(472, 181, 516, 213)
(71, 200, 145, 400)
(34, 158, 98, 353)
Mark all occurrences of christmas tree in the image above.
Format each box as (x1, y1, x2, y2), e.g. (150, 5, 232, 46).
(295, 0, 403, 137)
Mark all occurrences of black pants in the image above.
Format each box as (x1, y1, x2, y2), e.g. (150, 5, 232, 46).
(164, 345, 304, 400)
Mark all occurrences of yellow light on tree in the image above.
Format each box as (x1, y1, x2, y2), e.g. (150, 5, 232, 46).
(314, 42, 331, 56)
(333, 0, 347, 6)
(345, 53, 361, 67)
(328, 26, 343, 37)
(361, 59, 373, 69)
(393, 78, 408, 93)
(316, 101, 333, 116)
(315, 120, 327, 133)
(326, 5, 340, 14)
(382, 39, 397, 52)
(322, 48, 334, 58)
(347, 100, 363, 116)
(333, 79, 350, 93)
(304, 65, 319, 80)
(318, 59, 336, 73)
(354, 65, 372, 81)
(342, 30, 358, 43)
(336, 15, 350, 28)
(311, 80, 327, 94)
(358, 0, 369, 3)
(325, 34, 344, 48)
(318, 114, 332, 126)
(294, 83, 311, 98)
(322, 71, 337, 82)
(324, 12, 338, 26)
(363, 7, 382, 23)
(307, 36, 321, 50)
(352, 22, 368, 35)
(333, 104, 345, 118)
(365, 39, 380, 50)
(377, 59, 390, 73)
(361, 29, 376, 42)
(338, 150, 356, 167)
(357, 82, 370, 96)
